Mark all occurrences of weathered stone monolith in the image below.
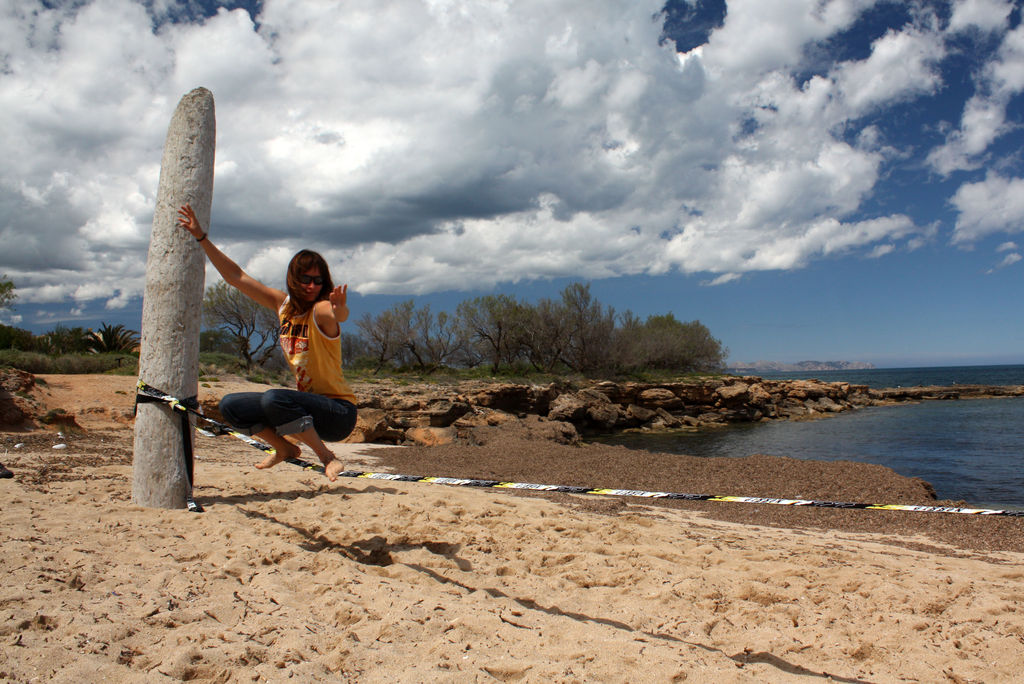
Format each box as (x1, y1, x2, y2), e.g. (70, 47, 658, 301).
(133, 88, 215, 508)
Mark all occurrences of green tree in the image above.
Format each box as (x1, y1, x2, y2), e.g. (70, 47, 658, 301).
(516, 297, 571, 373)
(200, 328, 238, 354)
(406, 304, 465, 373)
(202, 281, 280, 369)
(0, 324, 33, 351)
(670, 317, 727, 372)
(456, 294, 524, 373)
(614, 312, 727, 373)
(357, 305, 406, 372)
(340, 331, 372, 368)
(88, 323, 139, 353)
(0, 274, 15, 311)
(38, 324, 92, 355)
(559, 283, 615, 372)
(355, 300, 466, 373)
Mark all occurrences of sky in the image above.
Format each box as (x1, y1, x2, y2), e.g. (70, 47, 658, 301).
(2, 0, 1023, 368)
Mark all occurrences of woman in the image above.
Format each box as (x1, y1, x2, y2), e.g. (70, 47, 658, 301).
(177, 204, 357, 482)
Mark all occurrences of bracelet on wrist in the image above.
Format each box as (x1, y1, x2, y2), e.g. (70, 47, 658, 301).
(196, 233, 207, 243)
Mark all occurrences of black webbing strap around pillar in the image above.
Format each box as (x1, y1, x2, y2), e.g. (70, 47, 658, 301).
(134, 390, 204, 513)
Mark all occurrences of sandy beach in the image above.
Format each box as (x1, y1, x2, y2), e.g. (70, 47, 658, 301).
(2, 374, 1023, 682)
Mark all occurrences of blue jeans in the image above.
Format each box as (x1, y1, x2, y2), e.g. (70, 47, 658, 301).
(219, 390, 357, 442)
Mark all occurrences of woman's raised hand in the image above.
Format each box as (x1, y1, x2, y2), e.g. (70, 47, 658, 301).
(177, 204, 204, 240)
(329, 284, 348, 310)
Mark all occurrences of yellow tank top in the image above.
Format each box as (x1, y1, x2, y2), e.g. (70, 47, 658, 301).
(278, 300, 356, 403)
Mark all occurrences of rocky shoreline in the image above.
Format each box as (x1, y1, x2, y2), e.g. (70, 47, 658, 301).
(338, 375, 1024, 446)
(2, 368, 1022, 446)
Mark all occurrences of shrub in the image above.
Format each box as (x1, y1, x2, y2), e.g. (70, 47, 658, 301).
(0, 350, 137, 374)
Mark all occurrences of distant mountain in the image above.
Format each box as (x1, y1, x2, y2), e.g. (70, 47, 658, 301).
(728, 360, 876, 373)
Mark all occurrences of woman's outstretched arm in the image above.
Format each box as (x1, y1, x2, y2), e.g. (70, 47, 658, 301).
(177, 204, 285, 312)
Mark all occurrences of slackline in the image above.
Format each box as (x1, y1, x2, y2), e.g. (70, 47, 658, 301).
(282, 458, 1024, 517)
(137, 381, 1024, 518)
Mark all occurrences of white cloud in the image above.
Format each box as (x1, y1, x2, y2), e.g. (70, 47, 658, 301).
(0, 0, 975, 318)
(21, 284, 73, 305)
(105, 290, 132, 310)
(697, 0, 872, 80)
(833, 25, 945, 116)
(73, 282, 115, 302)
(702, 273, 742, 286)
(996, 241, 1018, 251)
(948, 0, 1014, 34)
(951, 173, 1024, 243)
(986, 248, 1022, 273)
(928, 20, 1024, 175)
(928, 95, 1007, 175)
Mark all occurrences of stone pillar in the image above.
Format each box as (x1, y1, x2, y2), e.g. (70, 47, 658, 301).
(133, 88, 215, 508)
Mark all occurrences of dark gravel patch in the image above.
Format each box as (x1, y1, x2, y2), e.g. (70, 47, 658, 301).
(372, 438, 1024, 556)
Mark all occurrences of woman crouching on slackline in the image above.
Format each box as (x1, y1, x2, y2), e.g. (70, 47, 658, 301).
(177, 204, 357, 482)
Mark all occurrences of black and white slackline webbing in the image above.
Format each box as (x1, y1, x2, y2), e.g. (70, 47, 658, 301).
(135, 380, 1024, 517)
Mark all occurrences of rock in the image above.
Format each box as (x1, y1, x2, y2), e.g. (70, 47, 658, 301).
(712, 382, 753, 409)
(636, 388, 681, 409)
(0, 396, 32, 428)
(0, 368, 34, 394)
(811, 396, 844, 412)
(650, 408, 683, 429)
(547, 392, 590, 422)
(715, 382, 750, 404)
(452, 408, 516, 429)
(625, 404, 656, 424)
(470, 383, 556, 414)
(344, 408, 404, 444)
(405, 427, 457, 446)
(484, 410, 519, 427)
(580, 389, 623, 428)
(0, 369, 37, 428)
(548, 389, 622, 430)
(389, 410, 431, 429)
(422, 400, 471, 427)
(747, 383, 774, 406)
(673, 381, 722, 404)
(386, 396, 427, 411)
(784, 380, 830, 400)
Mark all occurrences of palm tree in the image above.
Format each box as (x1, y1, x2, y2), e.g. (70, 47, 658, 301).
(39, 324, 93, 355)
(89, 323, 140, 354)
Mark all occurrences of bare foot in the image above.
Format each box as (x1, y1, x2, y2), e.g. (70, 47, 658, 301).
(255, 441, 299, 470)
(323, 457, 344, 482)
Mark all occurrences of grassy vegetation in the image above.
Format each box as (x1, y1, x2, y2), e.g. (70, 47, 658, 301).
(198, 352, 292, 386)
(0, 350, 138, 375)
(0, 348, 724, 386)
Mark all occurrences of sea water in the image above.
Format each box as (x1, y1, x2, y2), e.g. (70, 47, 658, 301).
(596, 365, 1024, 509)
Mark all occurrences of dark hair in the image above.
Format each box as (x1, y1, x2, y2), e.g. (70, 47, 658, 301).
(283, 249, 334, 318)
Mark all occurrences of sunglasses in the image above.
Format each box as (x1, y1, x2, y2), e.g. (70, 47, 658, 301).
(297, 275, 324, 285)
